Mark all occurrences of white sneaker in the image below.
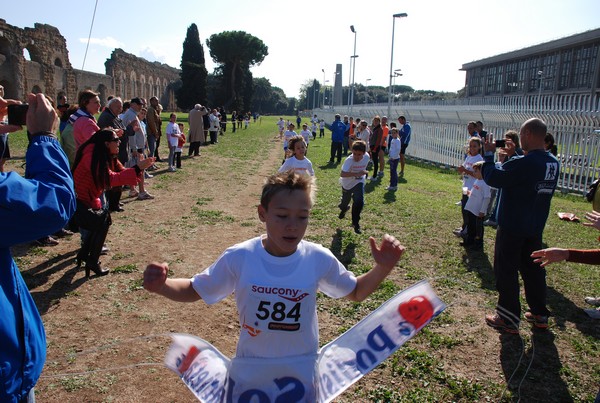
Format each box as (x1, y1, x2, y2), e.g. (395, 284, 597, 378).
(584, 308, 600, 319)
(144, 172, 153, 179)
(452, 227, 466, 237)
(385, 186, 397, 191)
(167, 167, 177, 172)
(128, 189, 139, 198)
(584, 297, 600, 307)
(369, 176, 378, 181)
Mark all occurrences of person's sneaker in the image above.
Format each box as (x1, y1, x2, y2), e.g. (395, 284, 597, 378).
(167, 167, 177, 172)
(385, 186, 397, 191)
(54, 228, 73, 238)
(453, 227, 466, 237)
(483, 219, 498, 227)
(144, 172, 154, 179)
(584, 296, 600, 307)
(584, 308, 600, 319)
(524, 312, 549, 329)
(377, 171, 384, 178)
(137, 191, 155, 200)
(485, 313, 519, 334)
(129, 189, 139, 198)
(369, 176, 378, 181)
(147, 165, 157, 171)
(338, 206, 350, 219)
(399, 171, 404, 178)
(101, 245, 110, 255)
(33, 236, 59, 247)
(353, 224, 362, 234)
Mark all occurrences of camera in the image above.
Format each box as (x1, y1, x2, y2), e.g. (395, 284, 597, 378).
(495, 139, 506, 148)
(7, 104, 29, 126)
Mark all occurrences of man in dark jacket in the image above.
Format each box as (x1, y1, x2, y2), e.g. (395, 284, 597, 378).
(326, 114, 347, 164)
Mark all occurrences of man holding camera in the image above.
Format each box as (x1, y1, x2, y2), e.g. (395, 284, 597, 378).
(0, 93, 76, 402)
(482, 118, 559, 334)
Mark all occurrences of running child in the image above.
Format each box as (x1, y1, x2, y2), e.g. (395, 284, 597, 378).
(278, 135, 314, 177)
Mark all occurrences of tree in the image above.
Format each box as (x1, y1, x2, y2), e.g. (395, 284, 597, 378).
(206, 31, 268, 111)
(176, 24, 208, 111)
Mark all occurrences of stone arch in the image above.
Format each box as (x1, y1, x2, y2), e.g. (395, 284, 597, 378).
(24, 43, 44, 64)
(119, 70, 126, 100)
(147, 76, 155, 98)
(130, 70, 137, 98)
(54, 57, 63, 68)
(139, 74, 146, 99)
(97, 84, 108, 105)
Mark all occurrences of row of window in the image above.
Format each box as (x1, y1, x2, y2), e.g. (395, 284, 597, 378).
(466, 43, 599, 96)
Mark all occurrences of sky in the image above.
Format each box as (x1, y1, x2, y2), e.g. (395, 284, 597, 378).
(3, 0, 600, 99)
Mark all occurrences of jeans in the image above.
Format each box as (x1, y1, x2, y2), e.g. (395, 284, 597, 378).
(147, 135, 157, 160)
(342, 134, 349, 155)
(168, 145, 176, 168)
(389, 158, 399, 187)
(339, 182, 365, 226)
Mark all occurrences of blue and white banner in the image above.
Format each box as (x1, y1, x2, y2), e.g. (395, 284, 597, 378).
(165, 280, 446, 402)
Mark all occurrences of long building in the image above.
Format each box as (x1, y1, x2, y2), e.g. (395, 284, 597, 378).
(461, 28, 600, 100)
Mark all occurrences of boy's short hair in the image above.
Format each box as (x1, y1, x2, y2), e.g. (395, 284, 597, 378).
(261, 171, 316, 209)
(351, 140, 367, 153)
(288, 135, 307, 152)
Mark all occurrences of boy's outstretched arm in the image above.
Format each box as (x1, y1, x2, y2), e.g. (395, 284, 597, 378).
(346, 235, 405, 302)
(144, 262, 202, 302)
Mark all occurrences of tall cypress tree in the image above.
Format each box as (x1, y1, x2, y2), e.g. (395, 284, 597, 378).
(176, 23, 208, 110)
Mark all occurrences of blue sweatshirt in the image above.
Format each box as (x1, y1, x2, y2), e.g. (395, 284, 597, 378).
(482, 149, 559, 236)
(0, 136, 76, 402)
(326, 119, 346, 143)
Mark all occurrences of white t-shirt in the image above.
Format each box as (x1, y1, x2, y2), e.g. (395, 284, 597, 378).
(340, 153, 370, 190)
(278, 156, 315, 176)
(283, 130, 297, 149)
(462, 154, 484, 189)
(299, 130, 311, 144)
(357, 128, 371, 150)
(166, 122, 180, 147)
(191, 236, 357, 358)
(277, 120, 286, 131)
(465, 179, 491, 216)
(388, 137, 401, 160)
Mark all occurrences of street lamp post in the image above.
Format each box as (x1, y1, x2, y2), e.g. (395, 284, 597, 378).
(388, 12, 407, 118)
(365, 78, 371, 104)
(392, 69, 402, 106)
(322, 68, 326, 109)
(350, 25, 358, 116)
(537, 70, 543, 111)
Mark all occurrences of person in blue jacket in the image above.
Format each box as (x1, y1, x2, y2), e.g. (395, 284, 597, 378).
(481, 118, 559, 334)
(326, 114, 347, 164)
(0, 93, 76, 402)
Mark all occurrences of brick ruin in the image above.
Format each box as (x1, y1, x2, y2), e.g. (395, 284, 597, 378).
(0, 19, 180, 109)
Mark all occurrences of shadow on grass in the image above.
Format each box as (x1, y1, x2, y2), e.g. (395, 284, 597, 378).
(499, 330, 572, 402)
(330, 229, 356, 267)
(460, 247, 495, 290)
(383, 190, 397, 204)
(546, 286, 600, 339)
(17, 248, 88, 315)
(318, 161, 341, 170)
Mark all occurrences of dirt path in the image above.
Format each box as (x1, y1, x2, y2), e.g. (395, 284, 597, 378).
(26, 133, 285, 402)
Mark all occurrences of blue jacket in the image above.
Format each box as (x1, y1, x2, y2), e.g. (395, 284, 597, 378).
(0, 136, 76, 402)
(400, 122, 411, 145)
(482, 149, 559, 236)
(326, 119, 346, 143)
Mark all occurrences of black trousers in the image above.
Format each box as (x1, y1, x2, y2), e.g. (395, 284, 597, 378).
(330, 141, 342, 162)
(494, 227, 549, 324)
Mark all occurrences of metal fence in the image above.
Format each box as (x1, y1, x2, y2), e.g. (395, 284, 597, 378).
(316, 93, 600, 194)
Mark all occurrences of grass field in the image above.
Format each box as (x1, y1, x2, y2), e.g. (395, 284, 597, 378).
(7, 113, 600, 402)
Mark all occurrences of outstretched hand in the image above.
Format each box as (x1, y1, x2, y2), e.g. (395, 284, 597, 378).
(583, 210, 600, 231)
(143, 262, 169, 293)
(531, 248, 569, 267)
(369, 234, 405, 271)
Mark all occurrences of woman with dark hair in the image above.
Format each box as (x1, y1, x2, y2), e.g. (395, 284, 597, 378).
(72, 129, 154, 276)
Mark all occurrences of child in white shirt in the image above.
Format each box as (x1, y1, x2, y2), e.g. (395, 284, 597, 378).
(463, 161, 491, 249)
(278, 135, 314, 176)
(386, 128, 401, 191)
